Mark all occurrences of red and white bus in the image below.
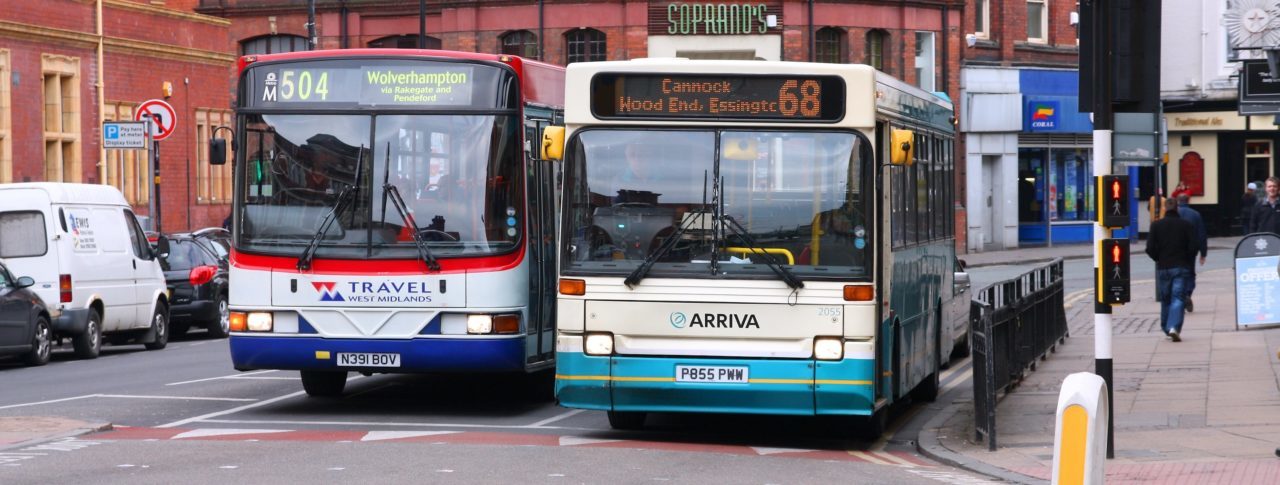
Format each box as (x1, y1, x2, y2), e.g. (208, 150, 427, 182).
(217, 49, 564, 396)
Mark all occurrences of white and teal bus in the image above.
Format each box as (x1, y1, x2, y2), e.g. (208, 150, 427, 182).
(542, 59, 958, 435)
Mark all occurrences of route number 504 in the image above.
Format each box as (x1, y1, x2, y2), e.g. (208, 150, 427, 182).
(279, 70, 331, 101)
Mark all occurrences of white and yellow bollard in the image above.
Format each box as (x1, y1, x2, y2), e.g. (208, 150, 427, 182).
(1052, 372, 1108, 485)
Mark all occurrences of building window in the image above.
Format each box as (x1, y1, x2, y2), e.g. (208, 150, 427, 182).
(915, 32, 936, 92)
(565, 28, 606, 64)
(815, 27, 845, 64)
(196, 109, 233, 205)
(241, 35, 310, 56)
(42, 54, 80, 183)
(1245, 140, 1272, 187)
(866, 30, 887, 71)
(0, 49, 10, 184)
(1018, 146, 1093, 224)
(102, 102, 149, 205)
(1027, 0, 1048, 43)
(368, 35, 441, 49)
(975, 0, 990, 39)
(500, 30, 539, 60)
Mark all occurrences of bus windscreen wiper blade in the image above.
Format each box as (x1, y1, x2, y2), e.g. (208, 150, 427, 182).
(623, 211, 703, 289)
(382, 183, 442, 272)
(723, 215, 804, 290)
(297, 184, 357, 271)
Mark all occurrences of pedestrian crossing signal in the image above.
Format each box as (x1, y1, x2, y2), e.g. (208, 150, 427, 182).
(1096, 175, 1129, 228)
(1097, 238, 1130, 304)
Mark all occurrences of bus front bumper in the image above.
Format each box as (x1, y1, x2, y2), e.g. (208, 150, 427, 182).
(555, 346, 877, 416)
(229, 335, 528, 373)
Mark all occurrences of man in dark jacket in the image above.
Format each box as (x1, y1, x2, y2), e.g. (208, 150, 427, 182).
(1145, 197, 1198, 342)
(1253, 177, 1280, 235)
(1175, 194, 1207, 312)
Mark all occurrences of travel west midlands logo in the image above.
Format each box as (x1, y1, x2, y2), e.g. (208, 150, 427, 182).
(312, 281, 345, 302)
(1028, 100, 1059, 130)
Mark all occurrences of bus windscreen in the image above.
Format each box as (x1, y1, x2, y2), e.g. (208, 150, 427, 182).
(244, 59, 512, 109)
(590, 73, 845, 122)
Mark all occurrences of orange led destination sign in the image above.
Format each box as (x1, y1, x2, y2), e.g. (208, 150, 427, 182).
(590, 73, 845, 122)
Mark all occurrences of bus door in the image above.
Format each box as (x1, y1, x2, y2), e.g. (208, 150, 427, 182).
(523, 106, 562, 364)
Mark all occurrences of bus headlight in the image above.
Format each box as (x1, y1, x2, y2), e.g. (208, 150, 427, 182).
(814, 337, 844, 361)
(246, 312, 274, 332)
(467, 315, 493, 334)
(584, 333, 614, 356)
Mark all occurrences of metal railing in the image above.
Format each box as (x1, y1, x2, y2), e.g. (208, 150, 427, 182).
(970, 258, 1069, 451)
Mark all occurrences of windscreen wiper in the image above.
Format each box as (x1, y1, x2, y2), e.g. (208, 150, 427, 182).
(722, 215, 804, 290)
(623, 211, 704, 289)
(382, 183, 442, 272)
(297, 184, 357, 271)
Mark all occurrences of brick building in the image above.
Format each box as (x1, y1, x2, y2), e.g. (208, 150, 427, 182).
(195, 0, 966, 248)
(959, 0, 1089, 251)
(1, 0, 236, 232)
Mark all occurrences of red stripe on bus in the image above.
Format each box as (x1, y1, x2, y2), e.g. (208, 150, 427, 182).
(230, 246, 525, 275)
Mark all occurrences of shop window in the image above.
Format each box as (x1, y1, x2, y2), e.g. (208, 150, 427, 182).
(196, 109, 233, 205)
(501, 30, 539, 60)
(1027, 0, 1048, 43)
(368, 35, 440, 49)
(866, 30, 887, 71)
(1019, 147, 1094, 224)
(42, 54, 80, 183)
(103, 102, 148, 205)
(565, 29, 606, 64)
(815, 27, 845, 64)
(0, 49, 10, 183)
(241, 35, 310, 56)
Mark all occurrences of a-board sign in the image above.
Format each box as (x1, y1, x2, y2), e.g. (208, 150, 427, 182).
(1234, 233, 1280, 328)
(102, 121, 148, 149)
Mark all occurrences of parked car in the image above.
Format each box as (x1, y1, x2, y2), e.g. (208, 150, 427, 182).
(0, 183, 170, 359)
(946, 257, 972, 361)
(158, 231, 230, 338)
(0, 260, 52, 366)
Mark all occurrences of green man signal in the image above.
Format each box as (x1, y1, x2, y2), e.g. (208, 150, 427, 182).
(1097, 175, 1129, 228)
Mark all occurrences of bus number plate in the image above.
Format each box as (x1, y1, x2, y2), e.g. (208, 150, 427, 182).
(337, 353, 400, 368)
(675, 365, 749, 383)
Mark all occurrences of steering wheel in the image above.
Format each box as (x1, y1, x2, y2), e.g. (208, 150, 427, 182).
(417, 229, 459, 242)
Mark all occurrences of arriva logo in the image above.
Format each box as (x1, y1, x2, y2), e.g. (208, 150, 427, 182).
(311, 281, 345, 302)
(670, 312, 687, 328)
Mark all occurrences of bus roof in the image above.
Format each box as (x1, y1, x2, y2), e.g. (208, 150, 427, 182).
(239, 49, 565, 107)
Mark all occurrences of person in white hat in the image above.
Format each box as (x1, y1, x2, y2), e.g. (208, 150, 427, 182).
(1241, 182, 1257, 235)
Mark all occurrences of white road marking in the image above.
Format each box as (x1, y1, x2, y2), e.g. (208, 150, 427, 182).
(436, 469, 454, 473)
(558, 436, 621, 447)
(158, 375, 364, 428)
(847, 450, 894, 466)
(526, 409, 584, 427)
(220, 465, 238, 469)
(226, 376, 299, 381)
(198, 418, 589, 431)
(872, 452, 918, 467)
(750, 446, 815, 455)
(96, 394, 258, 402)
(166, 370, 277, 386)
(172, 428, 290, 439)
(0, 395, 95, 411)
(360, 431, 458, 442)
(906, 468, 1002, 484)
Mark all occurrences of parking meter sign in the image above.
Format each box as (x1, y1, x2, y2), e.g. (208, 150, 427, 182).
(102, 121, 148, 149)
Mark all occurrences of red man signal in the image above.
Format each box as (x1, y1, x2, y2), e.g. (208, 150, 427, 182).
(1098, 238, 1130, 304)
(1097, 175, 1129, 228)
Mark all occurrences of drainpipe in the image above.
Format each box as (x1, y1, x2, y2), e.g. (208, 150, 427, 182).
(419, 0, 427, 48)
(808, 0, 814, 62)
(539, 0, 545, 60)
(340, 1, 348, 49)
(941, 4, 949, 93)
(97, 0, 105, 184)
(308, 0, 317, 49)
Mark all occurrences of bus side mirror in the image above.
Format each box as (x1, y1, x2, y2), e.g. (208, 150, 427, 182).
(541, 126, 565, 161)
(209, 138, 227, 166)
(890, 128, 914, 165)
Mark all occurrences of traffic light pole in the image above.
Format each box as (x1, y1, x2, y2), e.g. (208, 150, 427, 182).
(1087, 0, 1116, 460)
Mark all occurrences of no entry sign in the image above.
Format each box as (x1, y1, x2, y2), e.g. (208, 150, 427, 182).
(134, 99, 177, 141)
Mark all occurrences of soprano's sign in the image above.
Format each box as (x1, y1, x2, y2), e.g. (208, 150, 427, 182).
(247, 58, 511, 109)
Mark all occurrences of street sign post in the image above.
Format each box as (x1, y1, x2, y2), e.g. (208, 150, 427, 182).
(102, 121, 148, 149)
(134, 99, 177, 232)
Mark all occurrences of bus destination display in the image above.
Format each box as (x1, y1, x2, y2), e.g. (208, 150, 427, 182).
(591, 73, 844, 121)
(249, 61, 491, 108)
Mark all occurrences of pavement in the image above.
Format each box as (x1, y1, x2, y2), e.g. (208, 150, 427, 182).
(0, 416, 110, 451)
(960, 236, 1243, 268)
(921, 237, 1280, 484)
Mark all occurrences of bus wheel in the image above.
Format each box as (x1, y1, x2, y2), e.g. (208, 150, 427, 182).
(854, 410, 886, 440)
(301, 371, 347, 397)
(911, 370, 940, 402)
(607, 411, 646, 430)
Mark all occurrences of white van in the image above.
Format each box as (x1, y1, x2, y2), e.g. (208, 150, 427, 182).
(0, 183, 170, 358)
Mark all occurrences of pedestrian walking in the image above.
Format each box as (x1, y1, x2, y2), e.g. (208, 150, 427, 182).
(1145, 197, 1197, 342)
(1253, 176, 1280, 235)
(1175, 194, 1207, 312)
(1241, 182, 1258, 235)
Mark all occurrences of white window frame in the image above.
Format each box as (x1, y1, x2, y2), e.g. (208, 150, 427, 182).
(1027, 0, 1048, 44)
(975, 0, 990, 39)
(915, 32, 936, 92)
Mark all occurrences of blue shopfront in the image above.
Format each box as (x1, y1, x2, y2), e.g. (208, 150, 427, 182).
(1016, 70, 1098, 245)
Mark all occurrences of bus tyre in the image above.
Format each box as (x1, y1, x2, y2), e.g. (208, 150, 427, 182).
(607, 411, 646, 430)
(72, 310, 102, 359)
(912, 370, 940, 402)
(301, 371, 347, 397)
(855, 410, 886, 440)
